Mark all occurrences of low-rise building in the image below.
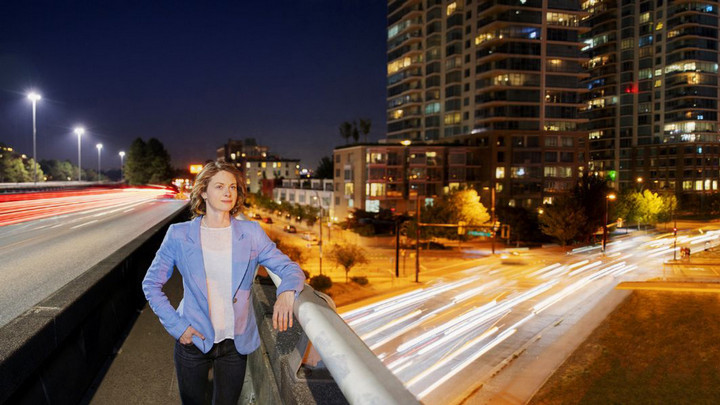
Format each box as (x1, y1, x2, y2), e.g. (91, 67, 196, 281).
(273, 178, 334, 218)
(333, 142, 492, 221)
(216, 138, 300, 195)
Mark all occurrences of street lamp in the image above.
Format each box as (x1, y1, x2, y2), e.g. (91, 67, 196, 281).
(74, 127, 84, 181)
(312, 193, 324, 276)
(119, 151, 125, 182)
(602, 193, 616, 253)
(96, 143, 103, 182)
(27, 92, 42, 183)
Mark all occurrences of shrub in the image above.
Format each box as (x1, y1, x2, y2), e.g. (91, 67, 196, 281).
(309, 274, 332, 292)
(350, 276, 368, 285)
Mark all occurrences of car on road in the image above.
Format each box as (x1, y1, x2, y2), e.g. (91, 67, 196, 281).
(301, 232, 318, 242)
(284, 225, 297, 233)
(262, 217, 273, 224)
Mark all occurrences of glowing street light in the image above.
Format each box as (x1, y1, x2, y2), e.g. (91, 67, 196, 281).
(119, 151, 126, 182)
(96, 143, 103, 182)
(27, 92, 42, 183)
(74, 127, 85, 181)
(602, 193, 617, 253)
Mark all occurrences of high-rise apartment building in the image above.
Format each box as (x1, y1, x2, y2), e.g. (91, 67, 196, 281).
(582, 0, 719, 205)
(387, 0, 589, 208)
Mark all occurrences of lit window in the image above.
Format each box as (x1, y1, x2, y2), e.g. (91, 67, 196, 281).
(261, 162, 267, 168)
(447, 1, 457, 16)
(344, 183, 354, 195)
(496, 167, 505, 179)
(683, 181, 693, 190)
(392, 109, 404, 119)
(695, 180, 703, 191)
(654, 80, 662, 87)
(246, 162, 251, 169)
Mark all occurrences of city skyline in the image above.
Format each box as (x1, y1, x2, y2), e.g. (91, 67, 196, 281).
(0, 1, 387, 170)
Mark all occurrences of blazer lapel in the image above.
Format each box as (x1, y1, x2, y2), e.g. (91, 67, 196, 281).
(184, 216, 209, 302)
(231, 218, 252, 294)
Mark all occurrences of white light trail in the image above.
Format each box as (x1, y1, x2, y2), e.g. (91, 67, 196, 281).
(405, 326, 500, 387)
(416, 328, 518, 399)
(360, 310, 422, 341)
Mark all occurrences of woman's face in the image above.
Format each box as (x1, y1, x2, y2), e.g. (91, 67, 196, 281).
(201, 170, 237, 215)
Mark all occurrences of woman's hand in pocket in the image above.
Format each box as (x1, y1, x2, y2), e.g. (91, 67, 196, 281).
(179, 325, 205, 345)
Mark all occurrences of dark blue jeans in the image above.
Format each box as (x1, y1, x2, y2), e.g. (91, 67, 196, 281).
(174, 339, 247, 405)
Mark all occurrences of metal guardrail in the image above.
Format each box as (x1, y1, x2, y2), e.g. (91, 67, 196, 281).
(264, 270, 420, 405)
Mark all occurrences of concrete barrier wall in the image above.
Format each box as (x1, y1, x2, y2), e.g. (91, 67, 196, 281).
(0, 205, 189, 405)
(249, 282, 347, 405)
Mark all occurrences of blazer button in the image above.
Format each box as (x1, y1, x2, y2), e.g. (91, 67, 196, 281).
(233, 298, 237, 303)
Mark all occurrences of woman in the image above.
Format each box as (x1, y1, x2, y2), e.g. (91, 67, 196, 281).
(142, 161, 305, 405)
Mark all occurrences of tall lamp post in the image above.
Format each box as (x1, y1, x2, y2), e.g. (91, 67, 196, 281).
(119, 151, 126, 182)
(313, 193, 323, 276)
(96, 144, 103, 182)
(74, 127, 84, 181)
(602, 193, 616, 253)
(27, 92, 42, 183)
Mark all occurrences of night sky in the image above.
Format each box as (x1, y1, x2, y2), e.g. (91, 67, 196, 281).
(0, 1, 387, 171)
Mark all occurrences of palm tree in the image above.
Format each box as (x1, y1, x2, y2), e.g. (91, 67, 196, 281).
(351, 121, 360, 143)
(339, 122, 352, 145)
(358, 118, 371, 143)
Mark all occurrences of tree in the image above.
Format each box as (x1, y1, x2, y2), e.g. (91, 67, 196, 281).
(572, 173, 611, 242)
(125, 138, 173, 185)
(358, 118, 371, 143)
(419, 189, 489, 240)
(539, 197, 587, 246)
(315, 156, 333, 179)
(615, 190, 640, 228)
(271, 236, 307, 266)
(24, 158, 44, 182)
(41, 159, 75, 181)
(351, 121, 360, 143)
(125, 138, 149, 185)
(339, 122, 353, 145)
(147, 138, 173, 184)
(634, 189, 665, 228)
(328, 242, 369, 283)
(452, 189, 490, 225)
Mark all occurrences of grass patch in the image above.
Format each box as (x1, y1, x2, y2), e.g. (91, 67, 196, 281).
(326, 282, 378, 307)
(530, 291, 720, 405)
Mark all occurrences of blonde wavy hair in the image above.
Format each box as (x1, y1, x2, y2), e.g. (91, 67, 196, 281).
(190, 161, 246, 218)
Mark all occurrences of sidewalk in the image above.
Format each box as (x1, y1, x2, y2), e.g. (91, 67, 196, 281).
(84, 272, 253, 405)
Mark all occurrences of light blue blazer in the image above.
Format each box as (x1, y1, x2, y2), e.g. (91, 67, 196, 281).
(142, 216, 306, 354)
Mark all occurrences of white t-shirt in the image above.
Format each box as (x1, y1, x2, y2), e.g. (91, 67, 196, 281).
(200, 224, 235, 343)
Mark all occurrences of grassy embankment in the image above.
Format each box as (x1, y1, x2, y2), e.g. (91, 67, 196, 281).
(530, 290, 720, 404)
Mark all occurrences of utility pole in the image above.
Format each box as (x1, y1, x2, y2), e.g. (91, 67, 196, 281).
(415, 196, 420, 283)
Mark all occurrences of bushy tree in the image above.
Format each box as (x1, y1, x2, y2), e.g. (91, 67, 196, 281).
(419, 189, 490, 239)
(635, 189, 665, 227)
(40, 159, 75, 181)
(328, 242, 369, 283)
(539, 197, 587, 246)
(125, 138, 173, 185)
(572, 174, 611, 242)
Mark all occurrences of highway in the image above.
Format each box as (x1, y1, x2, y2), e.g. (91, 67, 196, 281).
(342, 228, 720, 403)
(0, 188, 187, 327)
